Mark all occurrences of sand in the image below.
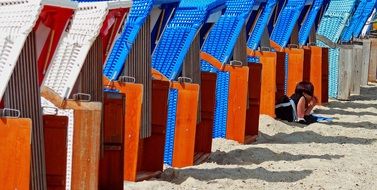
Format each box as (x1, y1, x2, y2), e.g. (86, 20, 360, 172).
(125, 83, 377, 190)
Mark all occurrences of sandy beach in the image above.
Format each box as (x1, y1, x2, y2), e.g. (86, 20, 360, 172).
(125, 83, 377, 190)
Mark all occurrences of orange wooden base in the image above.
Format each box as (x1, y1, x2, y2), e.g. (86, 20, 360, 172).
(201, 52, 261, 144)
(103, 77, 167, 182)
(194, 73, 216, 164)
(170, 81, 200, 168)
(248, 50, 285, 118)
(41, 87, 102, 190)
(134, 80, 170, 181)
(0, 118, 31, 190)
(304, 46, 329, 104)
(222, 64, 249, 144)
(103, 77, 143, 182)
(284, 47, 311, 96)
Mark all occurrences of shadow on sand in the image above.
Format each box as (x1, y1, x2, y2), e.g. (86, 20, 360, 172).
(256, 131, 376, 145)
(321, 121, 377, 130)
(208, 147, 344, 165)
(314, 108, 377, 116)
(160, 167, 313, 184)
(349, 85, 377, 101)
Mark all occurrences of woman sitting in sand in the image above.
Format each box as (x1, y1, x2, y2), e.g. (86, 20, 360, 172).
(275, 81, 318, 125)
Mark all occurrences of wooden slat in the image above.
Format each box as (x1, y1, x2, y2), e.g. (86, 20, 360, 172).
(351, 45, 363, 95)
(43, 115, 68, 190)
(135, 80, 169, 181)
(123, 16, 152, 139)
(71, 37, 104, 102)
(182, 35, 201, 123)
(369, 38, 377, 82)
(233, 25, 247, 66)
(194, 73, 216, 163)
(3, 32, 47, 190)
(0, 118, 31, 190)
(71, 108, 102, 190)
(338, 45, 354, 100)
(245, 63, 262, 143)
(100, 92, 125, 190)
(361, 39, 371, 86)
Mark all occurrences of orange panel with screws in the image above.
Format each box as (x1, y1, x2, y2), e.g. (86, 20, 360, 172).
(171, 82, 200, 168)
(305, 46, 329, 104)
(0, 118, 31, 190)
(249, 50, 285, 118)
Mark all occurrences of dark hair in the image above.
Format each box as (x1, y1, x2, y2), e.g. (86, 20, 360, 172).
(295, 81, 314, 97)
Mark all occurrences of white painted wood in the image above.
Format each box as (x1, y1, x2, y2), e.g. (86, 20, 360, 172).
(369, 38, 377, 82)
(0, 1, 42, 100)
(351, 45, 362, 95)
(338, 45, 353, 100)
(43, 2, 109, 98)
(361, 39, 371, 86)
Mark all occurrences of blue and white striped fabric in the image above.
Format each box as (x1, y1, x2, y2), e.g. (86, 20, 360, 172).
(270, 0, 306, 48)
(200, 0, 256, 138)
(298, 0, 324, 46)
(152, 0, 226, 80)
(103, 0, 155, 80)
(353, 0, 377, 38)
(247, 0, 277, 50)
(341, 0, 369, 42)
(316, 0, 357, 98)
(317, 0, 357, 44)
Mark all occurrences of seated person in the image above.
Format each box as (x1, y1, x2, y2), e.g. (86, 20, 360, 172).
(275, 81, 318, 125)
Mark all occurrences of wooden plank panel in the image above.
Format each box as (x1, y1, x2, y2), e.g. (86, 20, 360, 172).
(369, 38, 377, 82)
(135, 80, 169, 180)
(102, 78, 143, 182)
(285, 48, 311, 96)
(171, 82, 200, 168)
(361, 39, 371, 86)
(224, 65, 249, 144)
(71, 109, 102, 190)
(43, 115, 68, 190)
(245, 63, 262, 143)
(3, 31, 46, 190)
(0, 118, 31, 190)
(351, 45, 363, 95)
(123, 16, 151, 138)
(100, 92, 124, 190)
(306, 46, 328, 104)
(338, 46, 354, 100)
(194, 73, 216, 158)
(250, 50, 283, 117)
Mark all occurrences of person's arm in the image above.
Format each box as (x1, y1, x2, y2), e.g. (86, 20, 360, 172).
(297, 96, 306, 119)
(305, 96, 317, 115)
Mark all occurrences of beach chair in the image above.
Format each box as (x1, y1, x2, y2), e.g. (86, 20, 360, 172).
(200, 0, 260, 144)
(298, 0, 329, 104)
(0, 1, 77, 188)
(152, 0, 226, 167)
(269, 0, 308, 96)
(316, 0, 358, 99)
(247, 0, 285, 118)
(103, 0, 182, 181)
(41, 1, 132, 188)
